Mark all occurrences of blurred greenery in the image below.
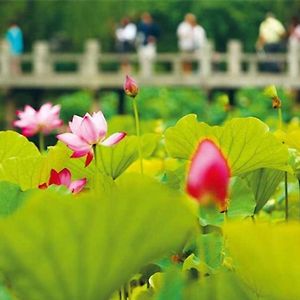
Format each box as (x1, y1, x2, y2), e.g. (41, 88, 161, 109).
(0, 175, 194, 300)
(0, 0, 299, 52)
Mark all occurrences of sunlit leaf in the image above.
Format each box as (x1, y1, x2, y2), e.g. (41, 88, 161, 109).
(165, 115, 290, 175)
(0, 157, 42, 190)
(0, 131, 40, 162)
(225, 221, 300, 300)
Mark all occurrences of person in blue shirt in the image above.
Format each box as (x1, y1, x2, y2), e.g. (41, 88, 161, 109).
(6, 21, 24, 74)
(137, 12, 160, 47)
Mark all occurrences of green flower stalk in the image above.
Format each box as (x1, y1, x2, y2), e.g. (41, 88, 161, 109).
(264, 85, 282, 130)
(124, 75, 144, 174)
(39, 132, 45, 152)
(265, 85, 288, 220)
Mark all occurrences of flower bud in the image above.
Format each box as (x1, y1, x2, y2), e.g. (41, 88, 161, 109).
(186, 139, 231, 212)
(264, 85, 278, 98)
(124, 75, 139, 98)
(264, 85, 281, 109)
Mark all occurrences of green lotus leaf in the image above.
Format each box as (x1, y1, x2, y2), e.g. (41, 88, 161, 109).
(0, 131, 42, 190)
(227, 177, 256, 219)
(199, 177, 256, 226)
(164, 114, 213, 160)
(165, 115, 290, 175)
(154, 267, 254, 300)
(39, 142, 94, 186)
(225, 221, 300, 300)
(0, 174, 194, 300)
(241, 168, 284, 213)
(0, 181, 29, 217)
(0, 157, 43, 190)
(0, 131, 40, 163)
(95, 133, 160, 179)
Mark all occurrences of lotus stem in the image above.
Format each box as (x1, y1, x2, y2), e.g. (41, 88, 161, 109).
(298, 179, 300, 219)
(132, 98, 143, 174)
(39, 132, 45, 152)
(93, 145, 100, 191)
(278, 108, 283, 130)
(285, 171, 289, 221)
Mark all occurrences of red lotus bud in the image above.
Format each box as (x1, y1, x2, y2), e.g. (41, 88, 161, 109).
(124, 75, 139, 98)
(186, 139, 231, 212)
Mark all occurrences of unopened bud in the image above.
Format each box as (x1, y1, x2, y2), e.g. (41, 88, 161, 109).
(124, 75, 139, 98)
(272, 96, 281, 109)
(264, 85, 278, 98)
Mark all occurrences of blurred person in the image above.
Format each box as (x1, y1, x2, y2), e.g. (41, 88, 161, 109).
(6, 21, 23, 75)
(115, 17, 137, 53)
(177, 13, 206, 73)
(137, 12, 159, 76)
(288, 16, 300, 43)
(256, 12, 286, 72)
(115, 17, 137, 73)
(137, 12, 160, 47)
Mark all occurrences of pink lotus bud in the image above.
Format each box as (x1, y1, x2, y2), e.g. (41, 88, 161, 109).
(14, 103, 63, 137)
(39, 168, 86, 194)
(186, 139, 231, 212)
(57, 111, 126, 167)
(124, 75, 139, 98)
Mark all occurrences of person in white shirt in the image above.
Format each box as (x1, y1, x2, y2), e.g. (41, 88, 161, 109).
(256, 12, 286, 72)
(115, 17, 137, 72)
(177, 14, 206, 73)
(177, 14, 195, 53)
(192, 23, 206, 52)
(115, 17, 137, 53)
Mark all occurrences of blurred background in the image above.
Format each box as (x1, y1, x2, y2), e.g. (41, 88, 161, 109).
(1, 0, 298, 52)
(1, 0, 300, 134)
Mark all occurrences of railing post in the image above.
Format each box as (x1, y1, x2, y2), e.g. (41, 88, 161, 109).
(173, 56, 181, 77)
(0, 40, 11, 76)
(199, 40, 213, 76)
(138, 45, 156, 78)
(80, 39, 100, 76)
(228, 40, 242, 75)
(33, 41, 51, 75)
(288, 38, 299, 77)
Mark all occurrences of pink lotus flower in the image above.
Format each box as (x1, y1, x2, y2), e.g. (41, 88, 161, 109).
(39, 168, 86, 194)
(14, 103, 63, 137)
(124, 75, 139, 98)
(186, 139, 231, 212)
(57, 111, 126, 167)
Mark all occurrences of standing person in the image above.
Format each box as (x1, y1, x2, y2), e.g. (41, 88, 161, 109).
(177, 14, 195, 54)
(6, 21, 24, 75)
(137, 12, 159, 76)
(115, 17, 137, 73)
(115, 17, 137, 53)
(137, 12, 160, 48)
(288, 16, 300, 43)
(256, 12, 286, 72)
(192, 17, 206, 53)
(177, 13, 206, 73)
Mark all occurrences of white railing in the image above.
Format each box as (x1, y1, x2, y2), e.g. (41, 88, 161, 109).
(0, 39, 300, 88)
